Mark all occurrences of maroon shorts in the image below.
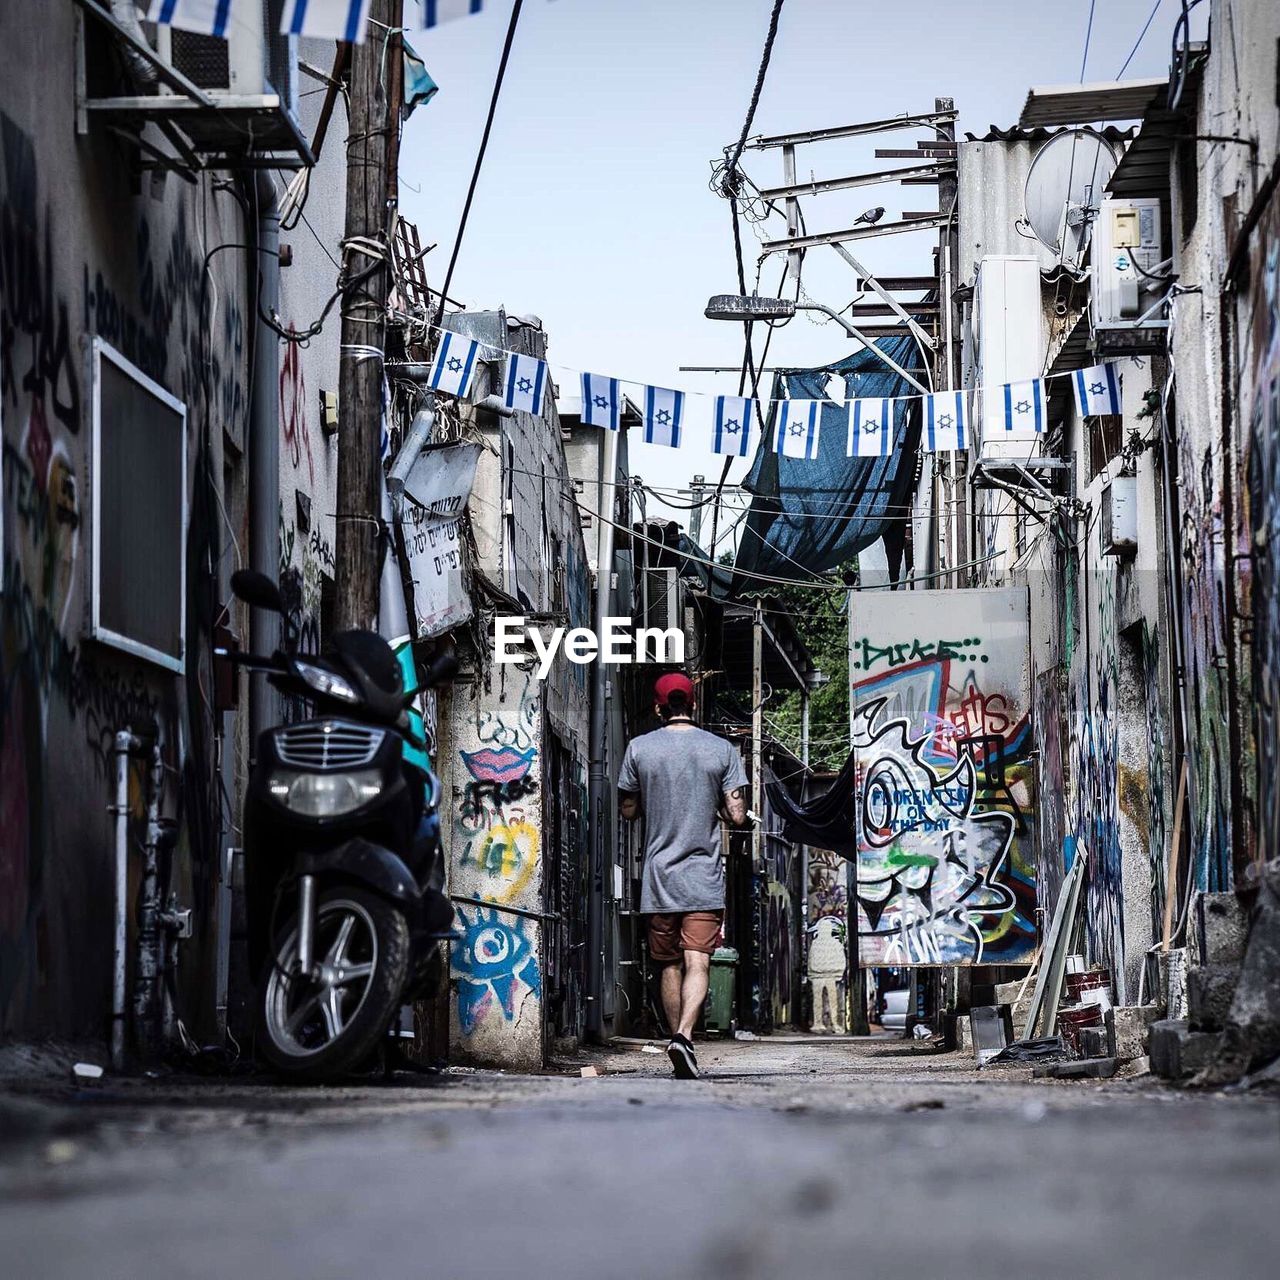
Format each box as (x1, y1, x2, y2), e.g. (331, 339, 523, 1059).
(647, 911, 724, 964)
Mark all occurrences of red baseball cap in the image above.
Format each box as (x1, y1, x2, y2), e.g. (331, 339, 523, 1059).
(654, 672, 695, 707)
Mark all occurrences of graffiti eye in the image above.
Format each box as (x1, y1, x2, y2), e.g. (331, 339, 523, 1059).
(864, 768, 897, 834)
(474, 926, 512, 966)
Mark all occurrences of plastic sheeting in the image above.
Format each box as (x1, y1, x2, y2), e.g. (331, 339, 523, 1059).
(733, 333, 924, 586)
(765, 747, 859, 859)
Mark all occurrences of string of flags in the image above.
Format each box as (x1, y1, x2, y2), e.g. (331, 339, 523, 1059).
(147, 0, 527, 43)
(424, 328, 1129, 462)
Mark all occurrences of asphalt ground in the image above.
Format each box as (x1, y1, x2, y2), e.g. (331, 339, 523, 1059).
(1, 1037, 1277, 1280)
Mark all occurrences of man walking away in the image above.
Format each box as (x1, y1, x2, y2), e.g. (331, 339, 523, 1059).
(618, 673, 748, 1078)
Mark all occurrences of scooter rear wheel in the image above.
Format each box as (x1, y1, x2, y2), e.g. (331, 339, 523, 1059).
(257, 885, 410, 1082)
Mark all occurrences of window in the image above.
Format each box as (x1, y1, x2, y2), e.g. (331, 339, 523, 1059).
(91, 339, 187, 672)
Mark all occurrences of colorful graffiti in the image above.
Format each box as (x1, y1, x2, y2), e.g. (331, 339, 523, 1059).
(452, 905, 542, 1034)
(1246, 189, 1280, 870)
(807, 916, 846, 1034)
(849, 588, 1036, 966)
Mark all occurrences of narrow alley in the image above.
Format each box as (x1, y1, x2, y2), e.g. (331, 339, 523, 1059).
(2, 1039, 1277, 1279)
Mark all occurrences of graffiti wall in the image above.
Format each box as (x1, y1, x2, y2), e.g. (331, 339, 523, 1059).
(444, 663, 545, 1068)
(848, 588, 1036, 966)
(1244, 186, 1280, 871)
(1, 67, 247, 1041)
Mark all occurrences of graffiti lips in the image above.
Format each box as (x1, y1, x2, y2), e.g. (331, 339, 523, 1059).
(461, 745, 536, 785)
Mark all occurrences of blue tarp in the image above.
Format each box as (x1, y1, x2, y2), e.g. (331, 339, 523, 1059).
(733, 333, 924, 587)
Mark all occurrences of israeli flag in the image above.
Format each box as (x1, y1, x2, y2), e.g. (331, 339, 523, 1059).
(146, 0, 236, 36)
(427, 330, 481, 399)
(775, 400, 822, 460)
(1072, 362, 1122, 417)
(712, 396, 755, 458)
(1001, 378, 1047, 435)
(280, 0, 374, 43)
(642, 386, 685, 449)
(847, 397, 893, 459)
(503, 353, 547, 417)
(409, 0, 485, 28)
(581, 373, 621, 431)
(921, 390, 969, 453)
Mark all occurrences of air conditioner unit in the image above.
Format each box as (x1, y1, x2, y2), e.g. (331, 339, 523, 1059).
(639, 566, 680, 661)
(1092, 197, 1166, 349)
(157, 0, 295, 109)
(974, 255, 1046, 463)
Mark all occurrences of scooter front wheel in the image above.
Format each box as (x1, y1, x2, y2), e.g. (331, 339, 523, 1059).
(257, 885, 410, 1082)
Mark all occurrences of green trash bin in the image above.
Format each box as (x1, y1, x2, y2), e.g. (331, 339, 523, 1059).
(703, 946, 739, 1036)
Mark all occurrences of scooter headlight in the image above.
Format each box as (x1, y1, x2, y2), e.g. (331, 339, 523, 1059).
(267, 769, 383, 817)
(294, 660, 360, 705)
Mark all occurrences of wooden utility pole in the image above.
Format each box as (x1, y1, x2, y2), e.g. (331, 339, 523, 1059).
(335, 0, 403, 632)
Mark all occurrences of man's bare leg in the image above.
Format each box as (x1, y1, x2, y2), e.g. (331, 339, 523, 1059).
(675, 950, 711, 1041)
(660, 961, 684, 1035)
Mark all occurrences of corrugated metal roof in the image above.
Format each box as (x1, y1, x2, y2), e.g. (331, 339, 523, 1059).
(1019, 78, 1165, 128)
(965, 124, 1133, 144)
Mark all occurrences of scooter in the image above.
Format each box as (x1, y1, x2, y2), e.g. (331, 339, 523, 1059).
(225, 569, 455, 1082)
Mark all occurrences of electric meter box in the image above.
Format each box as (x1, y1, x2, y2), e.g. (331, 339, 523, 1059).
(1092, 197, 1166, 348)
(1101, 474, 1138, 556)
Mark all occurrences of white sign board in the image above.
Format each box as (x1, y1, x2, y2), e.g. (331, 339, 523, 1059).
(400, 441, 482, 638)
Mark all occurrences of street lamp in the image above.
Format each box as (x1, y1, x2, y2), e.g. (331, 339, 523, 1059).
(703, 293, 930, 394)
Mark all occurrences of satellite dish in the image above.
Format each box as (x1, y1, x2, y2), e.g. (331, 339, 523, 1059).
(1023, 129, 1118, 265)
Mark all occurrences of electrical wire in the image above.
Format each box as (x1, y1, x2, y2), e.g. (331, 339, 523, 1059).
(1116, 0, 1165, 77)
(717, 0, 788, 198)
(433, 0, 525, 328)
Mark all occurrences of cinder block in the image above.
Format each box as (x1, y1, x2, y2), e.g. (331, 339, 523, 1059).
(954, 1013, 973, 1052)
(1149, 1018, 1223, 1079)
(1187, 964, 1239, 1032)
(1106, 1005, 1159, 1061)
(994, 981, 1034, 1037)
(1049, 1057, 1119, 1079)
(1198, 892, 1249, 966)
(1078, 1026, 1110, 1059)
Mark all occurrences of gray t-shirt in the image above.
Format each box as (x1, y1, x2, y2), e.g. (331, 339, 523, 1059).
(618, 725, 749, 914)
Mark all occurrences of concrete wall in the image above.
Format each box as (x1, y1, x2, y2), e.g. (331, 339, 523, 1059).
(1, 4, 250, 1041)
(435, 313, 592, 1067)
(275, 37, 344, 657)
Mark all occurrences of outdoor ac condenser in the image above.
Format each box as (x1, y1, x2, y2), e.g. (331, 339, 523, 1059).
(1092, 197, 1166, 350)
(156, 0, 296, 112)
(975, 255, 1045, 463)
(639, 566, 681, 662)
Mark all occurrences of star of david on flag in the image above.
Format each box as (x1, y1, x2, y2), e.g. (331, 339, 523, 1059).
(580, 373, 621, 431)
(1001, 378, 1047, 435)
(145, 0, 237, 36)
(1072, 361, 1122, 417)
(713, 396, 755, 458)
(847, 397, 893, 459)
(921, 389, 969, 453)
(642, 386, 684, 449)
(409, 0, 486, 28)
(279, 0, 374, 42)
(503, 353, 547, 417)
(428, 330, 481, 400)
(775, 400, 822, 460)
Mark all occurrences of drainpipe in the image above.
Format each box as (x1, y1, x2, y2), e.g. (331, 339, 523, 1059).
(111, 730, 142, 1070)
(585, 426, 620, 1039)
(250, 174, 281, 743)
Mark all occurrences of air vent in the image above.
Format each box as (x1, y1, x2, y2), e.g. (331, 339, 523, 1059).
(275, 721, 384, 770)
(170, 31, 231, 90)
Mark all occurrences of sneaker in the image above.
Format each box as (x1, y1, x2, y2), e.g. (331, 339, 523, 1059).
(667, 1034, 699, 1079)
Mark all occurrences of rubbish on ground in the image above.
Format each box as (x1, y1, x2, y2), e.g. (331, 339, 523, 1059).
(900, 1098, 945, 1111)
(640, 1044, 664, 1055)
(1025, 857, 1087, 1038)
(44, 1140, 78, 1165)
(71, 1062, 104, 1084)
(1034, 1057, 1118, 1080)
(912, 1024, 934, 1040)
(734, 1030, 758, 1040)
(580, 1066, 600, 1077)
(984, 1035, 1067, 1066)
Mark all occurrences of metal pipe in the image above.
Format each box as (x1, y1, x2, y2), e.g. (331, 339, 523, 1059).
(111, 730, 142, 1070)
(795, 302, 930, 394)
(296, 874, 317, 976)
(585, 425, 620, 1039)
(250, 174, 281, 746)
(132, 741, 165, 1061)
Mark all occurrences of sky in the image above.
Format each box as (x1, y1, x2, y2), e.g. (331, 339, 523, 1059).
(398, 0, 1204, 539)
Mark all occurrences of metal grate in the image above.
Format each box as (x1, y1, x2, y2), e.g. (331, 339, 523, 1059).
(170, 31, 231, 90)
(275, 721, 384, 770)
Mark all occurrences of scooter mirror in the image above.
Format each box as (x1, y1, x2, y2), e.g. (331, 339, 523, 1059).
(231, 569, 285, 614)
(421, 652, 459, 691)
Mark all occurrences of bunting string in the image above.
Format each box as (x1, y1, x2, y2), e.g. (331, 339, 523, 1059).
(412, 320, 1137, 463)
